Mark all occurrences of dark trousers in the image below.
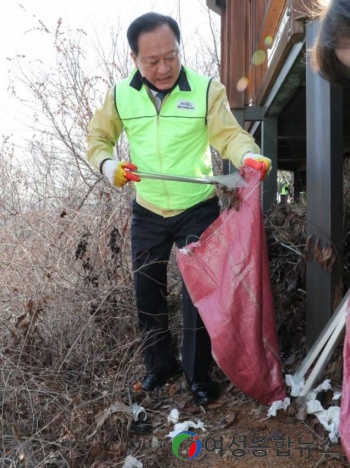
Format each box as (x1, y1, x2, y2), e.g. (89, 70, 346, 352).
(131, 196, 220, 381)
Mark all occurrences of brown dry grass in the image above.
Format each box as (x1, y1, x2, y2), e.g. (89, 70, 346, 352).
(0, 157, 349, 467)
(0, 180, 160, 466)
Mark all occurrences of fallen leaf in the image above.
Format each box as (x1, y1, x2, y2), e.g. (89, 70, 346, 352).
(133, 382, 142, 393)
(313, 422, 327, 439)
(217, 413, 236, 429)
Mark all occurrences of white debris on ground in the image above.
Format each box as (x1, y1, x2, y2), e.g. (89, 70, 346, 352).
(267, 397, 290, 417)
(167, 408, 180, 425)
(122, 455, 143, 468)
(306, 379, 332, 401)
(268, 376, 342, 443)
(305, 381, 341, 443)
(166, 418, 206, 439)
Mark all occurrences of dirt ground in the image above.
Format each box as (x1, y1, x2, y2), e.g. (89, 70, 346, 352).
(127, 368, 348, 468)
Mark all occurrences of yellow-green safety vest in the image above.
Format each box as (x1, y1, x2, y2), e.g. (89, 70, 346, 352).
(115, 67, 215, 210)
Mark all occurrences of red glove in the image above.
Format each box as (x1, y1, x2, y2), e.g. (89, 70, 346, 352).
(102, 160, 140, 187)
(123, 163, 141, 183)
(242, 153, 272, 181)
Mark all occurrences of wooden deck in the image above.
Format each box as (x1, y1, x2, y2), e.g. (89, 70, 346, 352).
(217, 0, 312, 108)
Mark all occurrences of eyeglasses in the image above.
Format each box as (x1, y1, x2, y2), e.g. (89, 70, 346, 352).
(138, 49, 180, 70)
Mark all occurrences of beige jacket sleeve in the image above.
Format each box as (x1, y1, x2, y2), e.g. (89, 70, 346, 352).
(86, 86, 124, 171)
(207, 79, 260, 169)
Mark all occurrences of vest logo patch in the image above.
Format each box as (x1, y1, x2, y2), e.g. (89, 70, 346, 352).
(177, 100, 195, 110)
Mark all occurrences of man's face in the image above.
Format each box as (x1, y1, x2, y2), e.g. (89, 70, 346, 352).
(131, 24, 181, 90)
(335, 37, 350, 68)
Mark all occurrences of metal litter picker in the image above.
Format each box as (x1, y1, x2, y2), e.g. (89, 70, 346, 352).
(131, 170, 247, 189)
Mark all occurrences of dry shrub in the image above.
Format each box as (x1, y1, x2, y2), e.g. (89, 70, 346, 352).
(265, 155, 350, 368)
(0, 174, 167, 466)
(265, 199, 307, 361)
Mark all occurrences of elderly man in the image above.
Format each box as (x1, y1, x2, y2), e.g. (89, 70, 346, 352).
(87, 12, 271, 406)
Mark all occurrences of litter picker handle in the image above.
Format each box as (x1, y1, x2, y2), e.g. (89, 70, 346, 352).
(131, 170, 213, 185)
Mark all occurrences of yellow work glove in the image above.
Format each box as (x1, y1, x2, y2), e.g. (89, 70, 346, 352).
(242, 152, 272, 181)
(102, 160, 140, 187)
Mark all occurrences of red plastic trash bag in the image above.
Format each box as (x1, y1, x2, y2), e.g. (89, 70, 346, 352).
(340, 299, 350, 462)
(176, 167, 286, 405)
